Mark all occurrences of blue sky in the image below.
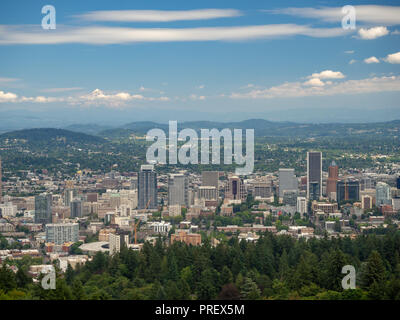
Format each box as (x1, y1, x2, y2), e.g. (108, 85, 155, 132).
(0, 0, 399, 128)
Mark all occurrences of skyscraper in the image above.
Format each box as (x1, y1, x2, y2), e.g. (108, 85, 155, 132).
(202, 171, 219, 189)
(376, 182, 391, 206)
(225, 176, 246, 201)
(168, 174, 188, 206)
(0, 157, 2, 204)
(397, 176, 400, 190)
(35, 193, 53, 224)
(307, 152, 322, 200)
(70, 199, 83, 218)
(45, 223, 79, 245)
(326, 161, 339, 200)
(278, 168, 298, 198)
(138, 165, 157, 210)
(337, 179, 360, 203)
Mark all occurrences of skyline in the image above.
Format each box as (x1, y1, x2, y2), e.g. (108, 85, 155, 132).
(0, 0, 400, 127)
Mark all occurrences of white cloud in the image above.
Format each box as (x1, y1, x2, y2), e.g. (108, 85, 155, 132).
(364, 56, 380, 64)
(304, 78, 325, 87)
(230, 75, 400, 99)
(349, 59, 357, 64)
(0, 24, 352, 45)
(0, 77, 19, 83)
(41, 87, 83, 93)
(0, 90, 18, 102)
(190, 94, 206, 101)
(268, 5, 400, 26)
(0, 88, 170, 106)
(384, 51, 400, 64)
(78, 9, 241, 22)
(358, 26, 389, 40)
(308, 70, 345, 79)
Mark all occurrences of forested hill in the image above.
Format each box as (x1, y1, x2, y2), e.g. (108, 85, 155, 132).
(62, 119, 400, 139)
(0, 128, 105, 146)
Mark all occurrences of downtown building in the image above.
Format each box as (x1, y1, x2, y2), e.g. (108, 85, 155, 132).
(278, 168, 298, 199)
(376, 182, 392, 206)
(168, 173, 189, 206)
(225, 176, 247, 201)
(201, 171, 219, 189)
(45, 223, 79, 245)
(138, 165, 157, 210)
(326, 161, 339, 200)
(336, 179, 360, 203)
(35, 193, 53, 224)
(307, 152, 322, 201)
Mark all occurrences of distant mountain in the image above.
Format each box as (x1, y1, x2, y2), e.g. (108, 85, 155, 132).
(64, 124, 113, 135)
(4, 119, 399, 140)
(99, 119, 400, 139)
(0, 128, 105, 144)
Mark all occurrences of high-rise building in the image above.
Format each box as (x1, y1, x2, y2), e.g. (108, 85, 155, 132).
(361, 177, 374, 191)
(225, 176, 246, 201)
(307, 152, 322, 200)
(278, 168, 298, 198)
(45, 223, 79, 245)
(64, 189, 75, 207)
(168, 174, 188, 206)
(337, 179, 360, 203)
(361, 195, 373, 210)
(109, 231, 129, 255)
(296, 197, 307, 217)
(376, 182, 391, 206)
(251, 182, 273, 199)
(283, 190, 297, 206)
(70, 199, 83, 218)
(197, 186, 218, 200)
(397, 176, 400, 190)
(35, 194, 53, 224)
(138, 165, 157, 210)
(326, 161, 338, 200)
(0, 157, 2, 204)
(202, 171, 219, 189)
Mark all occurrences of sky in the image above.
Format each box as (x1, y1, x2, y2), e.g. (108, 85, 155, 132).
(0, 0, 400, 129)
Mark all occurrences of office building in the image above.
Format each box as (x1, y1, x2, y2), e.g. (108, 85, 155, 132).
(35, 194, 53, 224)
(0, 157, 2, 204)
(278, 168, 298, 198)
(296, 197, 307, 217)
(251, 182, 273, 199)
(337, 179, 360, 203)
(198, 186, 218, 200)
(361, 195, 373, 210)
(326, 161, 338, 200)
(397, 176, 400, 190)
(109, 231, 130, 255)
(225, 176, 246, 201)
(45, 223, 79, 245)
(376, 182, 391, 206)
(283, 190, 297, 206)
(201, 171, 219, 189)
(138, 165, 157, 209)
(168, 174, 188, 206)
(0, 202, 18, 217)
(307, 152, 322, 200)
(70, 199, 83, 218)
